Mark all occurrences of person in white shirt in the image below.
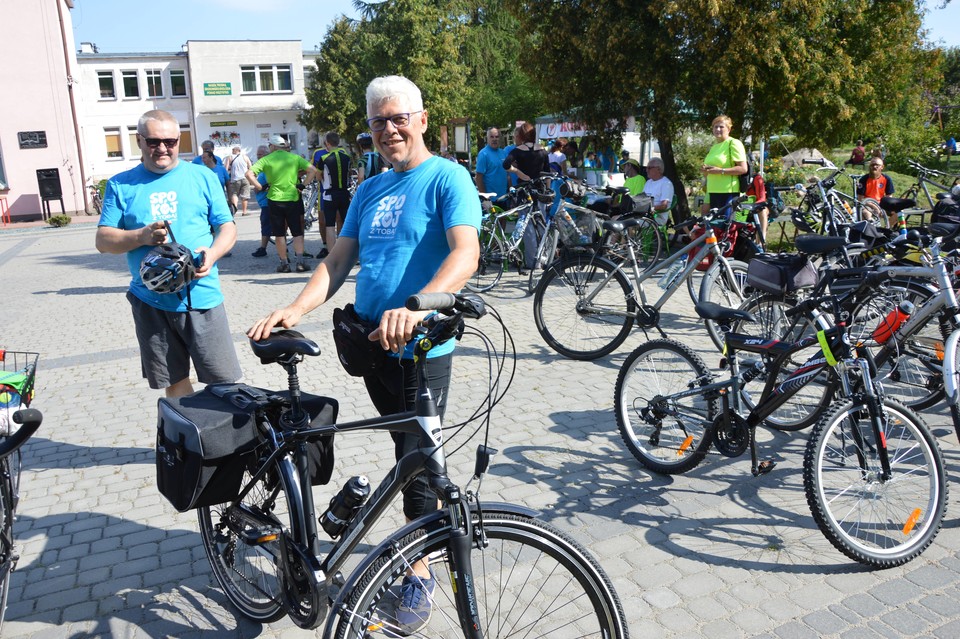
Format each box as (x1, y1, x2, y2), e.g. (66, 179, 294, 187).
(641, 157, 675, 226)
(224, 146, 253, 216)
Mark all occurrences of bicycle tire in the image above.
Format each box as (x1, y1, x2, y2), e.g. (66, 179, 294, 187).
(527, 224, 559, 295)
(466, 228, 505, 293)
(698, 259, 751, 351)
(333, 512, 629, 639)
(533, 253, 636, 360)
(614, 339, 718, 474)
(624, 217, 665, 272)
(804, 397, 946, 568)
(198, 465, 288, 623)
(731, 295, 834, 431)
(0, 472, 14, 631)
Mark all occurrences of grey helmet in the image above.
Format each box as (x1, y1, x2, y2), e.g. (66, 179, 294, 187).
(140, 242, 196, 294)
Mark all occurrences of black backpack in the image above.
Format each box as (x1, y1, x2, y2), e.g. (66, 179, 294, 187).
(739, 154, 753, 194)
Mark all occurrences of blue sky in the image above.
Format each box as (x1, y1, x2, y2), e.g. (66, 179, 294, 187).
(71, 0, 960, 52)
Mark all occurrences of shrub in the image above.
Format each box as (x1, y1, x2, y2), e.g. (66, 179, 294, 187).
(47, 215, 72, 228)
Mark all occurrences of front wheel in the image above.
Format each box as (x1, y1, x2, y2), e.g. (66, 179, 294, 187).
(698, 259, 752, 351)
(0, 476, 14, 631)
(804, 398, 947, 568)
(198, 465, 289, 623)
(533, 253, 636, 360)
(615, 339, 718, 474)
(334, 512, 629, 639)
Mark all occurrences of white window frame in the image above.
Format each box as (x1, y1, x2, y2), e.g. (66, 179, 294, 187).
(145, 69, 163, 98)
(240, 64, 293, 94)
(121, 70, 140, 99)
(104, 127, 123, 160)
(97, 70, 116, 100)
(170, 69, 187, 98)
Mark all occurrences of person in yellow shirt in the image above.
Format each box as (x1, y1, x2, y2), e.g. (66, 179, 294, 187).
(701, 114, 747, 214)
(622, 159, 646, 195)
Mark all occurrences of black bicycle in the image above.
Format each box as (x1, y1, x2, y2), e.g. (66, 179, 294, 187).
(614, 276, 947, 568)
(163, 294, 629, 636)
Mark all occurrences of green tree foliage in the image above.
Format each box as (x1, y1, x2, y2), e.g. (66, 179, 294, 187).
(933, 46, 960, 133)
(300, 17, 365, 139)
(506, 0, 936, 216)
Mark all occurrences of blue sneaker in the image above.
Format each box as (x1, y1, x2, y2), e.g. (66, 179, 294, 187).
(395, 571, 435, 634)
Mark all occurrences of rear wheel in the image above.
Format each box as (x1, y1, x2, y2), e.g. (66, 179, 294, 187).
(198, 465, 288, 622)
(527, 224, 559, 294)
(615, 339, 718, 474)
(804, 398, 947, 567)
(466, 228, 505, 293)
(698, 259, 752, 351)
(534, 253, 636, 360)
(334, 512, 629, 639)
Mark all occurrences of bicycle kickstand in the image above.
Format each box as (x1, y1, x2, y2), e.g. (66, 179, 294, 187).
(749, 425, 776, 477)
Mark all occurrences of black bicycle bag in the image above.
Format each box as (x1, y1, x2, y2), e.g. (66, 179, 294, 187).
(156, 383, 338, 512)
(746, 253, 818, 295)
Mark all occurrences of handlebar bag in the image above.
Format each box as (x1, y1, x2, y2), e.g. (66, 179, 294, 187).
(746, 253, 818, 295)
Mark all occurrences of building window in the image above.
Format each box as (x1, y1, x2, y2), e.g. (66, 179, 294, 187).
(180, 125, 193, 156)
(105, 128, 122, 158)
(97, 71, 116, 99)
(170, 69, 187, 97)
(145, 69, 163, 98)
(122, 70, 139, 98)
(0, 144, 7, 189)
(240, 64, 292, 93)
(128, 127, 140, 155)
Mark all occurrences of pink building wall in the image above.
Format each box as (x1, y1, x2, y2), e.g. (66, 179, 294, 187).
(0, 0, 85, 220)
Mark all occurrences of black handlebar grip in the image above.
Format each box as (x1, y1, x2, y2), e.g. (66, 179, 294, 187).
(406, 292, 458, 312)
(12, 408, 42, 428)
(802, 158, 826, 166)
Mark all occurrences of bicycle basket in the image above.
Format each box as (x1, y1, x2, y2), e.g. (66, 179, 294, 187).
(0, 351, 39, 436)
(555, 208, 600, 247)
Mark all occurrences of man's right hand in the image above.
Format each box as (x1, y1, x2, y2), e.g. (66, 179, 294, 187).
(141, 221, 168, 246)
(247, 307, 304, 341)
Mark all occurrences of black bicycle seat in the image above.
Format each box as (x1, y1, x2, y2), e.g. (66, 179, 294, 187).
(794, 234, 847, 255)
(250, 329, 321, 364)
(602, 217, 645, 233)
(927, 222, 960, 240)
(879, 196, 915, 213)
(694, 301, 757, 324)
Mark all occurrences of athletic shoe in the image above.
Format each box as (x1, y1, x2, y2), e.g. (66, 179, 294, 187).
(277, 262, 291, 273)
(252, 247, 268, 258)
(302, 251, 314, 259)
(395, 571, 435, 634)
(317, 248, 329, 259)
(295, 262, 310, 273)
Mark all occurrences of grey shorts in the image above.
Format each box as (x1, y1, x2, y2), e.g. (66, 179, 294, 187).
(227, 179, 251, 200)
(127, 291, 243, 389)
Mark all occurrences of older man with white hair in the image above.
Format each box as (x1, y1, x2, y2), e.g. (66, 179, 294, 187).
(642, 156, 675, 226)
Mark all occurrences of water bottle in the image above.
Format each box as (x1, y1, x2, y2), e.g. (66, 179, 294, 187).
(320, 475, 371, 538)
(658, 256, 687, 290)
(871, 300, 914, 345)
(511, 210, 530, 244)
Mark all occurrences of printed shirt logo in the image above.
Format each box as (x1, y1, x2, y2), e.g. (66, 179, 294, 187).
(150, 191, 178, 221)
(369, 194, 406, 238)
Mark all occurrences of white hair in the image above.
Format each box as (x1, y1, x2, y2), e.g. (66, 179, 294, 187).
(366, 75, 423, 112)
(137, 109, 178, 135)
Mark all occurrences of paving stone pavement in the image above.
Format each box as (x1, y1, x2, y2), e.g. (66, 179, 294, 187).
(2, 215, 960, 638)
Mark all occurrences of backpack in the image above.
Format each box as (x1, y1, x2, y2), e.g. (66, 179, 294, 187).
(739, 154, 753, 194)
(363, 151, 384, 177)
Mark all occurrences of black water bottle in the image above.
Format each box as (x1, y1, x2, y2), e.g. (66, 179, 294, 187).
(320, 475, 371, 538)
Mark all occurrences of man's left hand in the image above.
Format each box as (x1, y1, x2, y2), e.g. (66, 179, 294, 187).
(194, 247, 212, 278)
(369, 307, 430, 354)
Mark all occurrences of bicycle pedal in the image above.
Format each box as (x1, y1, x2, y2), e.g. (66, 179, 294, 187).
(240, 528, 280, 545)
(753, 460, 777, 476)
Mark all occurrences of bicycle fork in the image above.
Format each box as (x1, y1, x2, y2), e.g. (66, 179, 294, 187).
(838, 355, 893, 483)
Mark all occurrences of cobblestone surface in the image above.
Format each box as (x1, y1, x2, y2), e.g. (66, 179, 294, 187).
(2, 215, 959, 637)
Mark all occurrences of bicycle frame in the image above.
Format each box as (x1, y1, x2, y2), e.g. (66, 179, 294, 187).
(905, 162, 959, 210)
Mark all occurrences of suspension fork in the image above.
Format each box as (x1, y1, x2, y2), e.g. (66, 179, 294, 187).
(843, 354, 893, 482)
(438, 483, 483, 638)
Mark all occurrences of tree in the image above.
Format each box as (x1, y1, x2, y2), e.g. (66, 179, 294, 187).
(299, 17, 365, 142)
(506, 0, 935, 217)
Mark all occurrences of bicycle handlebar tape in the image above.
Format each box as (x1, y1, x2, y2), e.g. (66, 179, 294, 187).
(407, 292, 458, 312)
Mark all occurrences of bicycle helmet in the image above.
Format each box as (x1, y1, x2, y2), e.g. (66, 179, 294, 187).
(140, 242, 196, 294)
(790, 206, 821, 234)
(356, 132, 373, 147)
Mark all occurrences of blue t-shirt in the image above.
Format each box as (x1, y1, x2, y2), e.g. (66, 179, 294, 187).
(255, 172, 269, 208)
(209, 164, 228, 188)
(99, 161, 234, 311)
(340, 156, 482, 358)
(475, 145, 509, 198)
(193, 154, 223, 167)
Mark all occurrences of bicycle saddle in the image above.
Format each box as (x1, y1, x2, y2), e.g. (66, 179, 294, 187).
(601, 217, 646, 233)
(794, 234, 847, 255)
(879, 196, 915, 213)
(926, 222, 960, 241)
(694, 301, 757, 324)
(249, 329, 321, 364)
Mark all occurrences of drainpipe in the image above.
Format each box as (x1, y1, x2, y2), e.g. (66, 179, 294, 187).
(57, 0, 88, 214)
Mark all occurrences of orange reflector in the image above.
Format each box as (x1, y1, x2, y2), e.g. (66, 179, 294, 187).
(705, 235, 717, 244)
(936, 342, 944, 361)
(903, 508, 922, 535)
(678, 435, 694, 455)
(256, 533, 279, 543)
(368, 621, 384, 631)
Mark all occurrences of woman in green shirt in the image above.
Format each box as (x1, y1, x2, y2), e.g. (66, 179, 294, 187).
(700, 114, 747, 214)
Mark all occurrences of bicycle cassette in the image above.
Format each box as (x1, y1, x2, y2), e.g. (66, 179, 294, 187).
(712, 413, 749, 457)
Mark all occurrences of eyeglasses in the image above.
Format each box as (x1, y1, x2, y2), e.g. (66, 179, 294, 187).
(142, 136, 180, 149)
(646, 165, 661, 170)
(366, 111, 423, 132)
(870, 164, 883, 169)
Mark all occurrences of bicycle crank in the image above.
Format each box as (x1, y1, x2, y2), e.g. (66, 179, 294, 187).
(712, 413, 750, 457)
(279, 539, 327, 629)
(634, 305, 660, 329)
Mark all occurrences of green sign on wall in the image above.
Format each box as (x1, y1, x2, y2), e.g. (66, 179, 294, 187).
(203, 82, 232, 96)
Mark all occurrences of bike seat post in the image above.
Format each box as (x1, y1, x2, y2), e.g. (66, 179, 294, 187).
(280, 358, 310, 428)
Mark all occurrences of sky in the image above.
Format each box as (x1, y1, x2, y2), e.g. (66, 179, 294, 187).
(71, 0, 960, 52)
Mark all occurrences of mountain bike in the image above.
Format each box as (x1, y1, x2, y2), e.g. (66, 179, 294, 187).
(177, 294, 628, 636)
(900, 159, 960, 212)
(0, 350, 42, 629)
(533, 197, 753, 359)
(469, 187, 537, 293)
(614, 277, 947, 568)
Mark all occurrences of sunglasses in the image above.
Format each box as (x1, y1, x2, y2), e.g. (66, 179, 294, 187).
(142, 136, 180, 149)
(366, 111, 422, 132)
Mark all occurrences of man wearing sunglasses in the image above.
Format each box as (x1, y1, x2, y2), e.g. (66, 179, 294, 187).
(95, 109, 241, 399)
(856, 158, 895, 225)
(249, 74, 480, 634)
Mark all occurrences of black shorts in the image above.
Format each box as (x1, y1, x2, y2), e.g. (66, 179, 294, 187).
(708, 192, 739, 211)
(322, 190, 350, 227)
(363, 353, 453, 520)
(268, 198, 305, 237)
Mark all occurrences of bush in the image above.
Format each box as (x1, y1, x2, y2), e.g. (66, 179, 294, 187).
(47, 215, 72, 228)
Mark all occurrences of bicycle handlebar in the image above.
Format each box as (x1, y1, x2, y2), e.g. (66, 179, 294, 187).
(406, 292, 487, 320)
(0, 408, 42, 461)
